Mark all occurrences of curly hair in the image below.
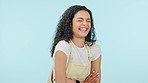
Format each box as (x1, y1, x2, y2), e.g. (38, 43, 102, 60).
(50, 5, 96, 57)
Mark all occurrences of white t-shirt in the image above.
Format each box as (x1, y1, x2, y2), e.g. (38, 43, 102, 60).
(53, 40, 101, 66)
(52, 40, 101, 82)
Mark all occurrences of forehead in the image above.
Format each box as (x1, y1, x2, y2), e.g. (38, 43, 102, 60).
(73, 10, 91, 19)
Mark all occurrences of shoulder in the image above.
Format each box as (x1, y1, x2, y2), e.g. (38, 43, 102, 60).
(53, 40, 70, 59)
(90, 43, 101, 52)
(90, 43, 102, 61)
(55, 40, 70, 52)
(56, 40, 69, 47)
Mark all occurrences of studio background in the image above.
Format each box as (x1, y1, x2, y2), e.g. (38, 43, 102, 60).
(0, 0, 148, 83)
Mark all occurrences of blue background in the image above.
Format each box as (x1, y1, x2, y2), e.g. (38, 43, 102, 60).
(0, 0, 148, 83)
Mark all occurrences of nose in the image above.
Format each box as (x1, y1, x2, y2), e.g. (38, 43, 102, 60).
(82, 21, 87, 26)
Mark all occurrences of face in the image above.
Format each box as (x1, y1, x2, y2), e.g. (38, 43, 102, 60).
(72, 10, 91, 39)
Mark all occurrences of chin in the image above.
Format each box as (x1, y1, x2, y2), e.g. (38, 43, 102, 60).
(80, 35, 88, 38)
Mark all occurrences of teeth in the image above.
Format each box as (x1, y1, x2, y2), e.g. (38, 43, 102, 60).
(80, 28, 87, 31)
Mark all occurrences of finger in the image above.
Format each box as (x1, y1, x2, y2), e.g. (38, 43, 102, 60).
(84, 74, 94, 82)
(84, 75, 92, 82)
(84, 71, 97, 82)
(85, 71, 95, 81)
(90, 72, 98, 79)
(89, 71, 96, 78)
(96, 73, 100, 77)
(88, 73, 98, 82)
(94, 72, 99, 78)
(90, 71, 96, 78)
(91, 73, 100, 83)
(91, 77, 98, 83)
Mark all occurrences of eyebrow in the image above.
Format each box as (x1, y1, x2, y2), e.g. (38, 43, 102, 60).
(77, 17, 91, 20)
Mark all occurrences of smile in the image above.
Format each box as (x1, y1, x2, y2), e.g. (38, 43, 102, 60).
(79, 27, 88, 32)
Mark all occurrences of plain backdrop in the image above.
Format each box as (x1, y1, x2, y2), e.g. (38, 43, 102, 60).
(0, 0, 148, 83)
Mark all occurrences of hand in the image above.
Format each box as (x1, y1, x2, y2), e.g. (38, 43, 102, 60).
(83, 71, 100, 83)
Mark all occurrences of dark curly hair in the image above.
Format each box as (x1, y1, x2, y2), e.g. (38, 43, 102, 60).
(51, 5, 96, 57)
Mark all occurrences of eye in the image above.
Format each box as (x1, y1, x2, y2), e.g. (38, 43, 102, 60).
(77, 19, 83, 22)
(87, 20, 91, 22)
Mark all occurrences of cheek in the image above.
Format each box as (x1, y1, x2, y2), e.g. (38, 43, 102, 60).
(72, 23, 80, 30)
(72, 21, 77, 27)
(72, 25, 77, 33)
(89, 23, 91, 27)
(88, 24, 91, 30)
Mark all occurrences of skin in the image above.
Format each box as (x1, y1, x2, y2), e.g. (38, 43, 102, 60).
(55, 10, 101, 83)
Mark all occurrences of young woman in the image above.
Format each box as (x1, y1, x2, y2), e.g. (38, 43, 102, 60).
(49, 5, 102, 83)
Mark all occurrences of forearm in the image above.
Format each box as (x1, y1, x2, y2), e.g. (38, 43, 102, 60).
(91, 56, 101, 83)
(95, 73, 101, 83)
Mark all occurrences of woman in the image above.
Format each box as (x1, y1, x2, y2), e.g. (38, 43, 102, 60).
(49, 5, 102, 83)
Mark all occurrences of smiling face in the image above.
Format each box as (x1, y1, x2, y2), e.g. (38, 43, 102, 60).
(72, 10, 91, 39)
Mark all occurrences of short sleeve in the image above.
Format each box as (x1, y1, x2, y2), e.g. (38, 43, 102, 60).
(90, 43, 102, 61)
(53, 40, 70, 62)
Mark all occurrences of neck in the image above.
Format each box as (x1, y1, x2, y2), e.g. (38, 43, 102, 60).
(71, 37, 85, 48)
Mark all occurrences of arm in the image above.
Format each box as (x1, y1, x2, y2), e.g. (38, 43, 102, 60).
(55, 51, 76, 83)
(83, 56, 101, 83)
(55, 51, 67, 83)
(91, 56, 101, 83)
